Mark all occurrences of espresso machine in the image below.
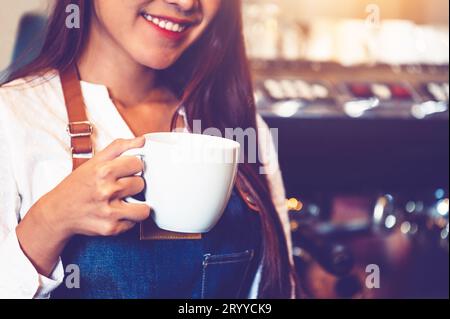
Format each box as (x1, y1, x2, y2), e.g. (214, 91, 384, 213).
(255, 60, 449, 298)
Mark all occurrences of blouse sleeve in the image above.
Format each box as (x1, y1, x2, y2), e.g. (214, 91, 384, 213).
(0, 90, 64, 299)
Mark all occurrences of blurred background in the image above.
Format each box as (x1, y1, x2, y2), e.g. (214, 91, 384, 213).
(243, 0, 449, 299)
(1, 0, 449, 299)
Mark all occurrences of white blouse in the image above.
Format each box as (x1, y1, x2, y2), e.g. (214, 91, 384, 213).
(0, 71, 292, 299)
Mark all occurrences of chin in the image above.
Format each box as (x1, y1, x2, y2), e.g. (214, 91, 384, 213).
(134, 51, 179, 70)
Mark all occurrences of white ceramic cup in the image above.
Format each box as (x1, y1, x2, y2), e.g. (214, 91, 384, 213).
(123, 132, 240, 233)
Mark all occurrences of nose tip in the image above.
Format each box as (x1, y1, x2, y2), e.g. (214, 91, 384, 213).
(166, 0, 197, 12)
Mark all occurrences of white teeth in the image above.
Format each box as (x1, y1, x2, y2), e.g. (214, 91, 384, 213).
(143, 13, 187, 33)
(165, 21, 173, 30)
(171, 23, 182, 32)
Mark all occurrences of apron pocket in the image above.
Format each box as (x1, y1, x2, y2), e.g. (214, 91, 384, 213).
(201, 250, 254, 299)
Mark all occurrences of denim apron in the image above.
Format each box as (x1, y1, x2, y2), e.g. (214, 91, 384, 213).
(52, 190, 261, 299)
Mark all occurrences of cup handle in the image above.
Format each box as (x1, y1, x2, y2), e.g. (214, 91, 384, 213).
(121, 148, 147, 204)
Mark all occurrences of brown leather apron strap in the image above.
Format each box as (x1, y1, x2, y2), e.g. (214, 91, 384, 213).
(60, 65, 93, 170)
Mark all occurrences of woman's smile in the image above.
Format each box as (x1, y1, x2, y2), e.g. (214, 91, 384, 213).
(140, 12, 197, 41)
(86, 0, 219, 69)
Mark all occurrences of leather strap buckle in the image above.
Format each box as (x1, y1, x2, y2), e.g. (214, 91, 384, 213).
(66, 121, 93, 138)
(71, 148, 94, 159)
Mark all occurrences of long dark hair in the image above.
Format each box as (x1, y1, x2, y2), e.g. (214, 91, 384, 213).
(7, 0, 295, 298)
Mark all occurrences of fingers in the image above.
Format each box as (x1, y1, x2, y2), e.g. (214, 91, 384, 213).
(113, 176, 145, 199)
(93, 201, 150, 236)
(113, 220, 137, 235)
(96, 137, 146, 161)
(96, 220, 137, 237)
(113, 200, 151, 223)
(107, 156, 144, 180)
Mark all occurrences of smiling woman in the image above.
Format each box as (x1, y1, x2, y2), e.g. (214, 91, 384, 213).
(1, 0, 296, 299)
(89, 0, 220, 70)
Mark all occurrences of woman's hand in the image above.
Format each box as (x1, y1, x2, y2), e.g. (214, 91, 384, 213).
(16, 137, 150, 276)
(39, 136, 150, 237)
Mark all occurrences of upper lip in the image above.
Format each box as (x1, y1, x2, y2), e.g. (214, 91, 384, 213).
(141, 11, 198, 26)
